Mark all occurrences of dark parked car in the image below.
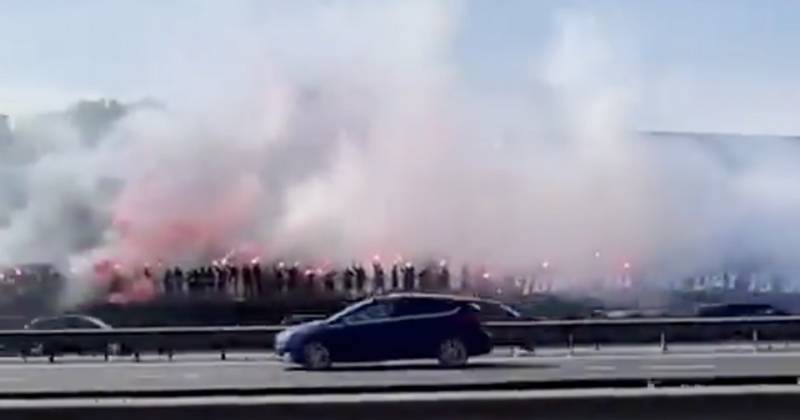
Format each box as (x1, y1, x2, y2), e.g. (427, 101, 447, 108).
(25, 314, 112, 331)
(275, 293, 493, 369)
(695, 303, 790, 317)
(280, 313, 328, 326)
(24, 314, 118, 358)
(466, 299, 527, 322)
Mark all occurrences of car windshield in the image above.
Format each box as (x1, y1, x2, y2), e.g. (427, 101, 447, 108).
(498, 304, 521, 318)
(327, 299, 376, 323)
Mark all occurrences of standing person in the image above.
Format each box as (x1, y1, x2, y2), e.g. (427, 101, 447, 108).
(342, 267, 354, 293)
(187, 269, 199, 296)
(142, 266, 154, 298)
(373, 262, 385, 294)
(206, 266, 216, 295)
(390, 264, 399, 290)
(199, 268, 209, 294)
(274, 263, 286, 294)
(460, 265, 472, 294)
(242, 265, 253, 299)
(252, 262, 263, 298)
(402, 263, 415, 291)
(162, 268, 173, 296)
(355, 264, 367, 295)
(438, 264, 451, 291)
(287, 263, 300, 293)
(323, 270, 336, 294)
(228, 265, 240, 298)
(214, 263, 226, 294)
(173, 267, 185, 296)
(304, 269, 316, 295)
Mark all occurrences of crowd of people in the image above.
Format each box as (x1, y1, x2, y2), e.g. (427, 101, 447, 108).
(102, 259, 556, 302)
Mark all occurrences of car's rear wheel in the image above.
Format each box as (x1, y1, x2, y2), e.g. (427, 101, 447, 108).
(302, 342, 332, 370)
(437, 338, 468, 367)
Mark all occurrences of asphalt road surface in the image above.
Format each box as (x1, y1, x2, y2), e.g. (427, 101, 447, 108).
(0, 344, 800, 394)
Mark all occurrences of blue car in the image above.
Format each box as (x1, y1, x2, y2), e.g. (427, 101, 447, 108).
(275, 293, 493, 369)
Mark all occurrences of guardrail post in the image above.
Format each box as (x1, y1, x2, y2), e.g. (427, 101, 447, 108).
(134, 351, 141, 363)
(221, 349, 227, 361)
(752, 329, 759, 353)
(167, 349, 174, 361)
(568, 333, 575, 356)
(660, 332, 668, 353)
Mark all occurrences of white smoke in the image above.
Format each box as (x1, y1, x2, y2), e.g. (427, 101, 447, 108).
(1, 3, 800, 305)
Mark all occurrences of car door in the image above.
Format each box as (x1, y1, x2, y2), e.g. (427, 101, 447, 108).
(68, 317, 107, 353)
(392, 298, 457, 359)
(326, 299, 398, 362)
(41, 318, 71, 354)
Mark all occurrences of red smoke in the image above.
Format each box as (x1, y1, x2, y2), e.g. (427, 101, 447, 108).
(110, 174, 263, 264)
(83, 173, 266, 303)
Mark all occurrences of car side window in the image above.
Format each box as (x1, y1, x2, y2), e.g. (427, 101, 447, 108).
(395, 299, 454, 317)
(70, 318, 99, 329)
(343, 301, 395, 324)
(66, 318, 82, 329)
(33, 319, 62, 329)
(477, 304, 502, 317)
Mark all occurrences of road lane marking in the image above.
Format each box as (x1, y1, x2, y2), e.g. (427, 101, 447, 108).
(642, 364, 716, 371)
(134, 374, 166, 379)
(0, 377, 23, 382)
(523, 352, 800, 362)
(183, 373, 200, 380)
(584, 365, 617, 372)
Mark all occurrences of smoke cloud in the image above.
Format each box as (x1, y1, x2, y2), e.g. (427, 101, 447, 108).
(1, 3, 800, 305)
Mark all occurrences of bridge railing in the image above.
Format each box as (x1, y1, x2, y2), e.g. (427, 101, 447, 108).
(3, 316, 800, 360)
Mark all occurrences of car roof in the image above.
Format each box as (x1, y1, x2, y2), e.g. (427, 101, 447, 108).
(383, 292, 494, 302)
(29, 314, 110, 327)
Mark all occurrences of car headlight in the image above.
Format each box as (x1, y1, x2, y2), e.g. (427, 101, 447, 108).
(276, 330, 292, 347)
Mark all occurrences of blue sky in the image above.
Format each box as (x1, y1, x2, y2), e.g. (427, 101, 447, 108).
(2, 0, 799, 134)
(460, 0, 800, 83)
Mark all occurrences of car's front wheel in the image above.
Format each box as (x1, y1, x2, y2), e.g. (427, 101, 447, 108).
(437, 338, 468, 368)
(302, 342, 332, 370)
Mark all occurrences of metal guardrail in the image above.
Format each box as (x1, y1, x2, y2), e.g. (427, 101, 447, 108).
(0, 326, 283, 361)
(487, 315, 800, 349)
(3, 316, 800, 361)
